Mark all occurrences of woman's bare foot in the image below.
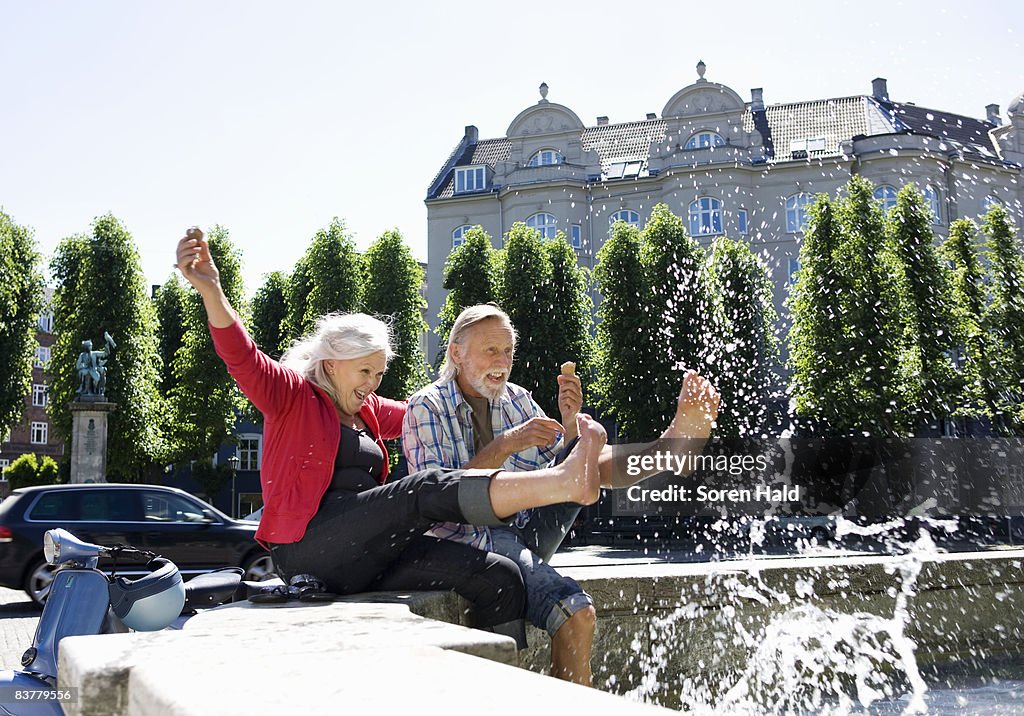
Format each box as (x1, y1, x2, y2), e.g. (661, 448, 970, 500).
(557, 414, 606, 505)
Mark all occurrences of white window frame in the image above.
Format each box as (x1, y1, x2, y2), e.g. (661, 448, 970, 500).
(684, 131, 725, 150)
(454, 166, 486, 194)
(30, 422, 48, 445)
(0, 459, 9, 470)
(570, 224, 582, 249)
(608, 210, 640, 232)
(527, 149, 564, 167)
(235, 433, 262, 472)
(32, 384, 47, 408)
(452, 225, 472, 249)
(982, 195, 1003, 213)
(688, 198, 722, 236)
(526, 213, 558, 239)
(37, 311, 54, 333)
(35, 346, 51, 369)
(737, 209, 748, 235)
(873, 185, 898, 212)
(924, 185, 942, 225)
(786, 193, 813, 233)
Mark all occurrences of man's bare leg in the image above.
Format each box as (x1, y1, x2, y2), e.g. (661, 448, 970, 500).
(551, 605, 596, 685)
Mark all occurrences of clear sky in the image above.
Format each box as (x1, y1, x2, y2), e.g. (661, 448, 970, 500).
(2, 0, 1021, 296)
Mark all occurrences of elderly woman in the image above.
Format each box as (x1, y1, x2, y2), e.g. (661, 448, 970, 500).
(176, 228, 604, 644)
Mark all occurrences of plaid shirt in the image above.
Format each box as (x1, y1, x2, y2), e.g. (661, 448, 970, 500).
(402, 379, 560, 551)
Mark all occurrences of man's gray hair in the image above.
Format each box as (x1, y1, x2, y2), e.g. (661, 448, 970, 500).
(439, 304, 516, 384)
(281, 313, 394, 408)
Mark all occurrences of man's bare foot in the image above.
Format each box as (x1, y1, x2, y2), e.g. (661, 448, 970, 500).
(558, 414, 606, 504)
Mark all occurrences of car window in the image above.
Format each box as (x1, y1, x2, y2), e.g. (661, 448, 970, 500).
(142, 491, 210, 523)
(79, 490, 143, 522)
(28, 491, 79, 521)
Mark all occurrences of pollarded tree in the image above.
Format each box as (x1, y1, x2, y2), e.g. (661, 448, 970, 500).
(0, 211, 44, 440)
(154, 273, 188, 392)
(637, 203, 713, 440)
(885, 184, 958, 430)
(435, 226, 498, 364)
(282, 218, 364, 346)
(167, 225, 248, 464)
(363, 230, 429, 400)
(49, 214, 165, 481)
(249, 271, 289, 361)
(705, 236, 778, 438)
(981, 205, 1024, 432)
(941, 219, 994, 420)
(593, 220, 654, 439)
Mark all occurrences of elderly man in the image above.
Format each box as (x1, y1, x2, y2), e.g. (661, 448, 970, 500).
(403, 304, 719, 685)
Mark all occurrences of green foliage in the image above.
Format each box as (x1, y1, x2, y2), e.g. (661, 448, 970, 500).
(190, 459, 233, 504)
(167, 226, 248, 463)
(885, 185, 958, 427)
(435, 227, 498, 365)
(544, 235, 594, 402)
(282, 218, 363, 347)
(981, 205, 1024, 432)
(704, 236, 778, 438)
(249, 271, 289, 361)
(940, 219, 994, 419)
(2, 453, 61, 490)
(0, 211, 44, 439)
(363, 230, 429, 400)
(49, 214, 165, 481)
(153, 274, 188, 392)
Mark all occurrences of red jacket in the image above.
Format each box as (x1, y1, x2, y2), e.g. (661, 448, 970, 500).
(210, 319, 406, 546)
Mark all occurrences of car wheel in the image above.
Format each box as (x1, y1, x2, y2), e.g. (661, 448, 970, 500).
(24, 559, 55, 607)
(242, 552, 276, 582)
(810, 526, 830, 545)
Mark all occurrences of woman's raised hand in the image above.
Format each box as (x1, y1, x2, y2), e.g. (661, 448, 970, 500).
(176, 227, 220, 295)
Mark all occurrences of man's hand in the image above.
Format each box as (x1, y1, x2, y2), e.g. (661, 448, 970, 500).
(666, 370, 720, 439)
(176, 227, 221, 296)
(501, 416, 565, 454)
(556, 367, 582, 441)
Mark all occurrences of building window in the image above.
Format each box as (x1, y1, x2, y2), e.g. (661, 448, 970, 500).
(31, 422, 48, 445)
(688, 198, 722, 236)
(684, 132, 725, 150)
(454, 166, 486, 194)
(787, 257, 801, 286)
(526, 213, 558, 239)
(786, 193, 813, 233)
(452, 225, 472, 249)
(608, 210, 640, 232)
(236, 434, 262, 472)
(527, 149, 563, 167)
(37, 311, 54, 333)
(0, 459, 9, 470)
(34, 346, 50, 369)
(570, 224, 582, 249)
(982, 195, 1003, 213)
(32, 384, 46, 408)
(873, 185, 898, 212)
(924, 185, 942, 225)
(737, 209, 748, 235)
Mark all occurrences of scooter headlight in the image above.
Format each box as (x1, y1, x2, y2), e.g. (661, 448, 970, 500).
(43, 530, 60, 564)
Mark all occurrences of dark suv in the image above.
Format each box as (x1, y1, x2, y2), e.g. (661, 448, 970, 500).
(0, 483, 274, 605)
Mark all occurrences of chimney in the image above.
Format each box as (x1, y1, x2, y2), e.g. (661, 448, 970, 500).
(986, 104, 1001, 125)
(646, 113, 657, 120)
(597, 116, 609, 126)
(750, 88, 764, 112)
(871, 78, 889, 102)
(464, 125, 479, 143)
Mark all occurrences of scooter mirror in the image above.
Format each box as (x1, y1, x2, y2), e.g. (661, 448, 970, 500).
(43, 528, 107, 565)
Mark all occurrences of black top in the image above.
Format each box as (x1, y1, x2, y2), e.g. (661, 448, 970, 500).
(329, 424, 385, 493)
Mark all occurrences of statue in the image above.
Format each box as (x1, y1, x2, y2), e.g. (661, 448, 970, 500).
(76, 332, 117, 398)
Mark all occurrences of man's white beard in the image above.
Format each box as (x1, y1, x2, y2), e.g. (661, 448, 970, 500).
(468, 371, 507, 401)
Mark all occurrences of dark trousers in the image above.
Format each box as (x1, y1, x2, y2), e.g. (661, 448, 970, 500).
(269, 468, 525, 634)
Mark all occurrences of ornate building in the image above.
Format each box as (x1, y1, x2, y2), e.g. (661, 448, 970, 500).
(423, 62, 1024, 364)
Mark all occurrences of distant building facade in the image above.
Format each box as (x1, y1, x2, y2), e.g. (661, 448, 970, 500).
(423, 63, 1024, 364)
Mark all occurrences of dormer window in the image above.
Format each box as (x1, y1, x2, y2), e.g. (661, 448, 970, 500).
(528, 149, 564, 167)
(684, 132, 725, 150)
(454, 166, 487, 194)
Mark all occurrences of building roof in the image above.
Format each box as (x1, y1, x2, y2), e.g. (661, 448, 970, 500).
(427, 94, 1002, 200)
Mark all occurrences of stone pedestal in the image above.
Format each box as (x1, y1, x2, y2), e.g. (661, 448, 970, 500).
(69, 400, 117, 483)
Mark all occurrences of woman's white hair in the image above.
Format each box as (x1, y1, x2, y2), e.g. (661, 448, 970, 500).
(281, 313, 394, 407)
(439, 304, 516, 384)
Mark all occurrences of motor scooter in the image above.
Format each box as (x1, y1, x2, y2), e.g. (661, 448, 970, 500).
(0, 528, 242, 716)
